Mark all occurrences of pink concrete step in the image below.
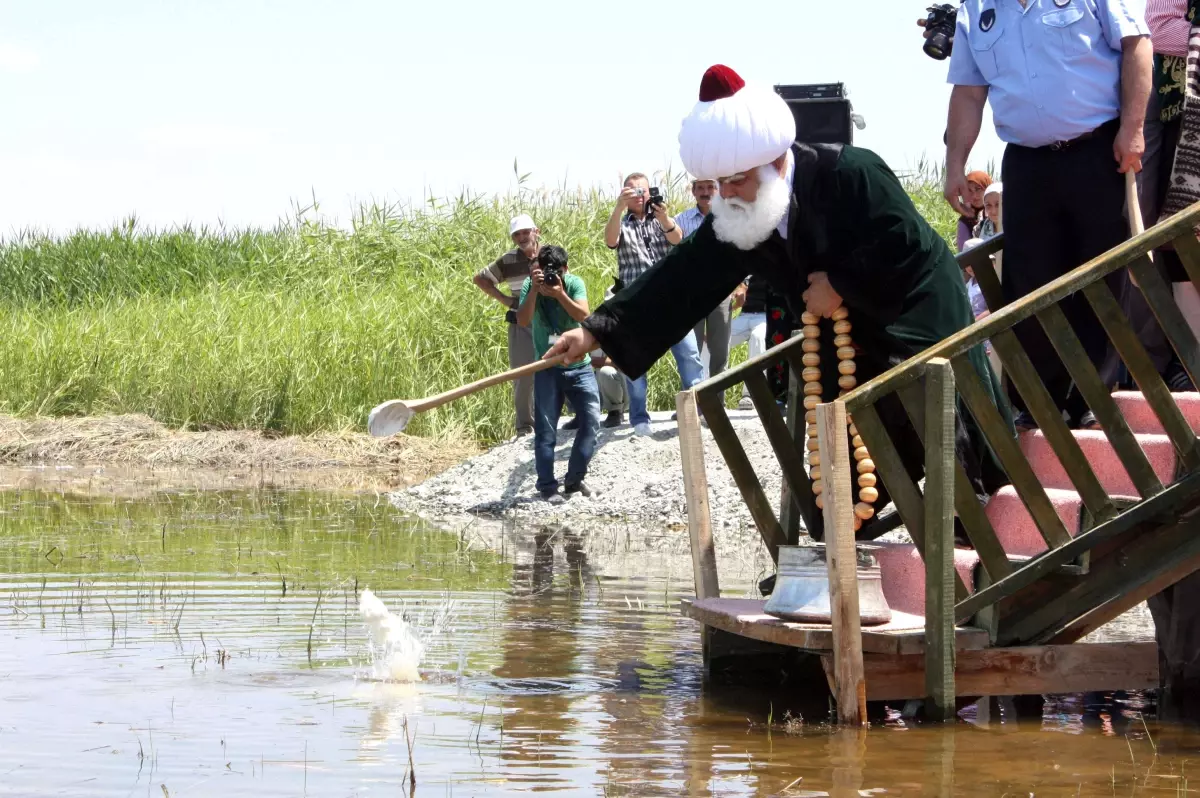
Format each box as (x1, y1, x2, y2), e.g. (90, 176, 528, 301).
(869, 542, 978, 618)
(1113, 391, 1200, 435)
(984, 485, 1082, 558)
(1019, 429, 1174, 498)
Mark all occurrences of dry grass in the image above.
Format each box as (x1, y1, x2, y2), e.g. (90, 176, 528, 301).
(0, 413, 479, 474)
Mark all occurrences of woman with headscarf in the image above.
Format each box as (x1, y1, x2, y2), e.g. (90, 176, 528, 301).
(956, 170, 993, 253)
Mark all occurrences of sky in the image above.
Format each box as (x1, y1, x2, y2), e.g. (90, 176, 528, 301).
(0, 1, 1008, 235)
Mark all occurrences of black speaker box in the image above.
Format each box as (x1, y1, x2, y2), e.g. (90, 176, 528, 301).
(774, 83, 854, 145)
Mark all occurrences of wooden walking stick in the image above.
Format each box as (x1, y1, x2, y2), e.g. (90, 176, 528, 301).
(368, 356, 569, 437)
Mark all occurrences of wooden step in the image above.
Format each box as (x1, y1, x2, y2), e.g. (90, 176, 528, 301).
(985, 485, 1082, 558)
(1019, 429, 1175, 496)
(1113, 390, 1200, 435)
(868, 542, 979, 618)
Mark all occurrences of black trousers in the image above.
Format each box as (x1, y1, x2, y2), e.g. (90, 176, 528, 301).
(1002, 120, 1130, 421)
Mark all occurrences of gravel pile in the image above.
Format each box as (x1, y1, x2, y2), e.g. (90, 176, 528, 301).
(391, 409, 793, 532)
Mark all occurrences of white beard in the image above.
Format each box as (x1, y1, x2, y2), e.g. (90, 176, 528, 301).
(711, 165, 791, 251)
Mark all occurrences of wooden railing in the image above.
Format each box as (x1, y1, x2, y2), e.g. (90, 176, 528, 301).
(678, 203, 1200, 722)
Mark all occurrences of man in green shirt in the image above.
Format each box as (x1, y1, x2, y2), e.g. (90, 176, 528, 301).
(517, 245, 601, 500)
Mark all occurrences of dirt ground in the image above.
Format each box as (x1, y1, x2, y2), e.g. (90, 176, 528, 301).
(0, 414, 478, 493)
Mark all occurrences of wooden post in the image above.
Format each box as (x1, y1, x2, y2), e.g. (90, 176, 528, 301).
(678, 390, 719, 600)
(815, 399, 866, 726)
(924, 358, 957, 721)
(781, 329, 805, 543)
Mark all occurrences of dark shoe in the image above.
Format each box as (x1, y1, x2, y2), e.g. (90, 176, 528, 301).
(1076, 410, 1102, 431)
(539, 487, 559, 501)
(562, 416, 580, 431)
(670, 412, 678, 421)
(759, 574, 776, 597)
(563, 481, 593, 499)
(1166, 361, 1196, 393)
(1013, 411, 1038, 433)
(604, 411, 623, 428)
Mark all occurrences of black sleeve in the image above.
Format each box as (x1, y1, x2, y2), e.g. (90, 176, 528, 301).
(582, 218, 750, 379)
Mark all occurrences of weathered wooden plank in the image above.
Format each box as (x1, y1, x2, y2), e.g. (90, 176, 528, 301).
(816, 399, 867, 726)
(690, 326, 807, 395)
(745, 368, 815, 540)
(781, 330, 807, 544)
(897, 383, 1013, 583)
(839, 204, 1200, 412)
(989, 329, 1115, 520)
(680, 598, 991, 656)
(677, 391, 719, 601)
(695, 391, 788, 562)
(958, 233, 1005, 312)
(954, 470, 1200, 621)
(1128, 253, 1200, 406)
(951, 355, 1073, 550)
(1037, 304, 1163, 499)
(1083, 278, 1200, 471)
(1170, 230, 1200, 291)
(923, 359, 957, 721)
(827, 642, 1158, 701)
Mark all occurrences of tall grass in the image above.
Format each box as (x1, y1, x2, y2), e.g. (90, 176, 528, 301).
(0, 167, 959, 444)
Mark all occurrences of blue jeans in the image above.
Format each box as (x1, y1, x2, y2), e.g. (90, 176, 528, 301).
(533, 366, 601, 492)
(625, 330, 704, 427)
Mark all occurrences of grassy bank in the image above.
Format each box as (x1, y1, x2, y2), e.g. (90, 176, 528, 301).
(0, 170, 958, 445)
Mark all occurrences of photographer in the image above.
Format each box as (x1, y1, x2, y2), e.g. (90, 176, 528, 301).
(516, 245, 601, 501)
(604, 172, 703, 436)
(473, 214, 541, 436)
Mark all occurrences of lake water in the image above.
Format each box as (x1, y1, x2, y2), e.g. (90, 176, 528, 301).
(1, 473, 1197, 796)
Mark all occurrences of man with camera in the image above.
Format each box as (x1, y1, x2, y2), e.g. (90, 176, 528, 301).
(547, 64, 1009, 542)
(942, 0, 1152, 431)
(473, 213, 541, 436)
(604, 172, 704, 436)
(516, 245, 601, 501)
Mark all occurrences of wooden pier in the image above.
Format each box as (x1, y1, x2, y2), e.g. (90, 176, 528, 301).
(677, 206, 1200, 724)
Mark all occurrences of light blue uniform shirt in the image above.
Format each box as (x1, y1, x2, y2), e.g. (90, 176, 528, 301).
(947, 0, 1148, 148)
(674, 206, 706, 238)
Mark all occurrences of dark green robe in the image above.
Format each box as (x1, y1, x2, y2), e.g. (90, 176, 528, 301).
(583, 143, 1011, 538)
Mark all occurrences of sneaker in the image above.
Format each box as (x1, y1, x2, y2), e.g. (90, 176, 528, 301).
(633, 422, 652, 437)
(604, 411, 623, 428)
(1076, 410, 1102, 431)
(1165, 360, 1196, 393)
(670, 412, 678, 421)
(562, 416, 580, 431)
(516, 427, 534, 438)
(563, 481, 593, 499)
(1013, 411, 1037, 433)
(539, 487, 560, 501)
(737, 395, 754, 411)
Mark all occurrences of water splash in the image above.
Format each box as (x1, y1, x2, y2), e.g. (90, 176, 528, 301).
(358, 589, 426, 682)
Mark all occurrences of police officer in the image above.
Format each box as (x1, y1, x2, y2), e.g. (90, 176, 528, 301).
(944, 0, 1152, 431)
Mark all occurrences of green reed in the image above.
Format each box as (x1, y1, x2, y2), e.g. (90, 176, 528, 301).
(0, 174, 958, 444)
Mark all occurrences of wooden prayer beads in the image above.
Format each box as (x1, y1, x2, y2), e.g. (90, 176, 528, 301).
(800, 308, 877, 530)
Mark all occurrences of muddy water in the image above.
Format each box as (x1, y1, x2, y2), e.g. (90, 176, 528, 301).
(0, 482, 1197, 796)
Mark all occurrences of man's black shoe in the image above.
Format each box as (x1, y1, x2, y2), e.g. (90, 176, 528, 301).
(563, 481, 593, 499)
(604, 411, 623, 428)
(539, 487, 559, 501)
(1076, 410, 1102, 431)
(1013, 411, 1038, 432)
(759, 574, 776, 596)
(1166, 361, 1196, 393)
(562, 416, 580, 431)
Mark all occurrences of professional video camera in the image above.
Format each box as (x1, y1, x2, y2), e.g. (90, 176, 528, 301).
(923, 4, 957, 60)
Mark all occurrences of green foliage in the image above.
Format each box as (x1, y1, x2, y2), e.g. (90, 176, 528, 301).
(0, 173, 959, 444)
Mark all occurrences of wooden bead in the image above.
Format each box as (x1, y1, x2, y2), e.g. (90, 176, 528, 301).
(807, 424, 819, 438)
(851, 435, 864, 449)
(853, 446, 870, 461)
(805, 410, 816, 424)
(859, 486, 879, 503)
(838, 360, 856, 376)
(802, 366, 821, 382)
(801, 311, 821, 325)
(816, 495, 825, 510)
(858, 472, 877, 488)
(853, 516, 862, 532)
(810, 466, 822, 482)
(811, 479, 823, 496)
(849, 424, 858, 437)
(803, 381, 823, 396)
(833, 320, 852, 335)
(856, 458, 875, 474)
(803, 395, 821, 410)
(855, 502, 875, 521)
(802, 325, 821, 339)
(807, 437, 820, 452)
(834, 334, 853, 348)
(836, 345, 856, 361)
(802, 338, 820, 353)
(838, 375, 857, 390)
(809, 451, 820, 467)
(831, 307, 850, 321)
(802, 352, 820, 367)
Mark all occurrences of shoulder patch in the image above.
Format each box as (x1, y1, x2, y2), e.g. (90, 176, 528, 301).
(980, 8, 996, 31)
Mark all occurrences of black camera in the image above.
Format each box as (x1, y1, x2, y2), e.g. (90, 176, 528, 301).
(537, 244, 569, 289)
(923, 4, 957, 60)
(542, 266, 561, 288)
(646, 186, 664, 212)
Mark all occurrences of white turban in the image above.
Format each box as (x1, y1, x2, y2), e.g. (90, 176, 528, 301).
(678, 64, 796, 181)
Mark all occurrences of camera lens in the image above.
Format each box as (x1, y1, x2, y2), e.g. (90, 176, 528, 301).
(924, 32, 951, 60)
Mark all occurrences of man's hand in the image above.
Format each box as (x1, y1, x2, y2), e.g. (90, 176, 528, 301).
(544, 328, 596, 362)
(802, 272, 843, 318)
(1114, 121, 1145, 174)
(651, 202, 670, 222)
(732, 282, 748, 310)
(539, 276, 567, 300)
(615, 187, 636, 212)
(944, 171, 974, 218)
(530, 265, 545, 288)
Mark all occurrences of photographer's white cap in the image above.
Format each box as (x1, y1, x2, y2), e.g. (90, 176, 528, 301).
(509, 214, 536, 235)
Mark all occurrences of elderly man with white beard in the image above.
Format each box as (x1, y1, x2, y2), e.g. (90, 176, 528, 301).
(546, 64, 1012, 542)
